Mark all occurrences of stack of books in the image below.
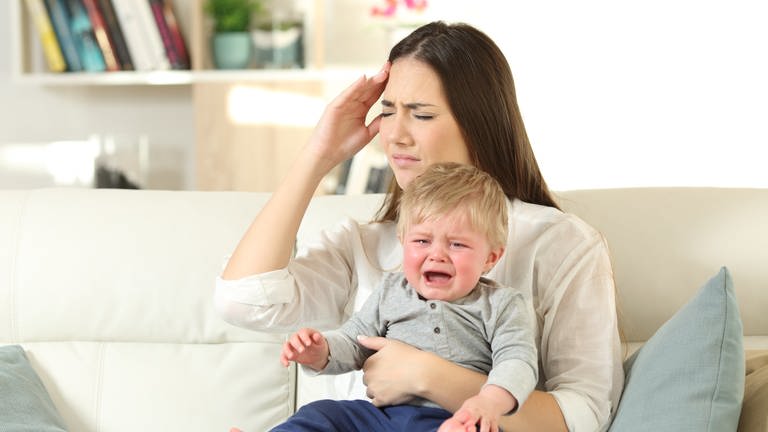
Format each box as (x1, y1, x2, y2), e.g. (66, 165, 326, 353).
(25, 0, 190, 73)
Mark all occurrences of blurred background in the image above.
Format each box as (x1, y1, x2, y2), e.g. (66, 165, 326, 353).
(2, 0, 766, 192)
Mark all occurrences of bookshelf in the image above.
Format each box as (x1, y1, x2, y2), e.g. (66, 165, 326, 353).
(12, 0, 335, 86)
(11, 0, 383, 192)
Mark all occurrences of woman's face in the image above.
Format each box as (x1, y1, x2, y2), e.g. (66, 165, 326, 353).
(379, 57, 471, 188)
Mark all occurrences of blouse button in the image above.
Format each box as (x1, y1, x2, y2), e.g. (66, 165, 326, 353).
(433, 327, 441, 334)
(429, 303, 436, 309)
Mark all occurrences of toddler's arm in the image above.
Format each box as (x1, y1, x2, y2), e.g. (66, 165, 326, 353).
(279, 327, 329, 371)
(439, 384, 517, 432)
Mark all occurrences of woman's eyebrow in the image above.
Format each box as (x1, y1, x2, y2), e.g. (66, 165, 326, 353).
(381, 99, 436, 109)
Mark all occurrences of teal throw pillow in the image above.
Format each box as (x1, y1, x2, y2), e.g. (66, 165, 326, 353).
(609, 267, 745, 432)
(0, 345, 67, 431)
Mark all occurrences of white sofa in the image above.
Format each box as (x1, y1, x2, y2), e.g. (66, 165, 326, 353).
(1, 187, 766, 431)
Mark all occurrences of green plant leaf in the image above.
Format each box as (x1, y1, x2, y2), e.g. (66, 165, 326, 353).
(204, 0, 262, 32)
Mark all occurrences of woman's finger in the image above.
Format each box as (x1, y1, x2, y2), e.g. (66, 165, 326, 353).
(356, 335, 389, 351)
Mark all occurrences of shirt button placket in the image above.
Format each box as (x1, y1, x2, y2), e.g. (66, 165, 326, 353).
(429, 302, 448, 356)
(429, 303, 440, 335)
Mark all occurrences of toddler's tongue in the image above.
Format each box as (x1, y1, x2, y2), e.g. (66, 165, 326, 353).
(425, 271, 451, 283)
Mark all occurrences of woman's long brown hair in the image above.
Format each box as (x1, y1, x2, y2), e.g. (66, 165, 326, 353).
(374, 21, 559, 223)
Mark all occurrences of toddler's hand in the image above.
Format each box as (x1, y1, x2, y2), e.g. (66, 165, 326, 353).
(440, 385, 516, 432)
(437, 411, 476, 432)
(279, 328, 329, 371)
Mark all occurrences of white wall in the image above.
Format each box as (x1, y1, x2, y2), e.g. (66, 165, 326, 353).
(3, 0, 766, 191)
(425, 0, 768, 189)
(348, 0, 768, 189)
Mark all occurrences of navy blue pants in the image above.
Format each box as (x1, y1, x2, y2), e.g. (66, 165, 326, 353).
(270, 399, 454, 432)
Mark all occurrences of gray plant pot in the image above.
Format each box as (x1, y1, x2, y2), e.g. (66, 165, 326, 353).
(212, 32, 252, 69)
(251, 25, 303, 69)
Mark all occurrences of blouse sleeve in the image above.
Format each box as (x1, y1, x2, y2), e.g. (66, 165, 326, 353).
(485, 290, 539, 411)
(214, 217, 397, 333)
(535, 218, 624, 432)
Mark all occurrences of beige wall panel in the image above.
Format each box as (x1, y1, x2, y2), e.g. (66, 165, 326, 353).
(194, 81, 324, 192)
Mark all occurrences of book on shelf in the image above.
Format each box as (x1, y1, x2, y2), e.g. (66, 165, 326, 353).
(44, 0, 83, 71)
(25, 0, 67, 72)
(160, 0, 190, 69)
(28, 0, 192, 74)
(96, 0, 133, 70)
(110, 0, 170, 70)
(66, 0, 107, 71)
(148, 0, 190, 69)
(81, 0, 120, 71)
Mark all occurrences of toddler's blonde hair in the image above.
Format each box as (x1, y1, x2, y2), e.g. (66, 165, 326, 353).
(397, 162, 509, 249)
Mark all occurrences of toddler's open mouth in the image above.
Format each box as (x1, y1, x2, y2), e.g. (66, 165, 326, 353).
(424, 271, 452, 283)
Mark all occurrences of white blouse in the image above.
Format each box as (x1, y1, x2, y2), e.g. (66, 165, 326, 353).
(215, 199, 624, 432)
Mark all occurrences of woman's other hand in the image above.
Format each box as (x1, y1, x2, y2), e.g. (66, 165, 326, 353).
(305, 63, 390, 173)
(360, 335, 494, 415)
(358, 335, 430, 406)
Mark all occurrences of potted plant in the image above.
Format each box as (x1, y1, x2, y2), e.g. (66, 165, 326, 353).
(204, 0, 262, 69)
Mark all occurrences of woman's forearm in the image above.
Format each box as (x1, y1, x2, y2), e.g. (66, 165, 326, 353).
(418, 356, 487, 412)
(221, 151, 329, 279)
(419, 358, 567, 432)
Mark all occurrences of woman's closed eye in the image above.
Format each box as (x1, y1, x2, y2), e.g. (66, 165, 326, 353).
(379, 111, 434, 121)
(380, 100, 437, 121)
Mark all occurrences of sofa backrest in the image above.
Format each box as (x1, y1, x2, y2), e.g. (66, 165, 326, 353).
(556, 187, 768, 348)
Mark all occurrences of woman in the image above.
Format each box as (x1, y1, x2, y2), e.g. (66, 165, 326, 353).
(216, 21, 623, 432)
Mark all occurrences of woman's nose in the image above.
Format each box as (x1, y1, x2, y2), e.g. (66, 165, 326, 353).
(385, 114, 412, 147)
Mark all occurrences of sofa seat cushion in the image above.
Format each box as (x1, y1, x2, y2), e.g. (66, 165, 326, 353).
(0, 341, 292, 432)
(609, 267, 744, 432)
(739, 350, 768, 432)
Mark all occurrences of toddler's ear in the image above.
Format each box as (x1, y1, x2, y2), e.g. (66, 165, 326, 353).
(483, 246, 505, 272)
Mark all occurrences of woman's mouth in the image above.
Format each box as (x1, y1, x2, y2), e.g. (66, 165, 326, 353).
(390, 154, 420, 168)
